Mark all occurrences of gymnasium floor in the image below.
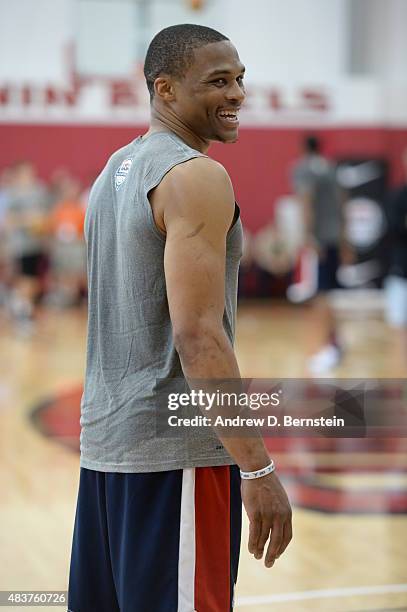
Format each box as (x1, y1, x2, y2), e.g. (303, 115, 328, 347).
(0, 300, 406, 611)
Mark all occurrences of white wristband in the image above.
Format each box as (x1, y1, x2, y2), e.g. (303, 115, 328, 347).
(240, 460, 275, 480)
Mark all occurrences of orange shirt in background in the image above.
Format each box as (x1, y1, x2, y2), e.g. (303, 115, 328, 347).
(50, 200, 85, 241)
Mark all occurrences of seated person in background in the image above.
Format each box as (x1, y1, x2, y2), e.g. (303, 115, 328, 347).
(4, 160, 49, 333)
(48, 176, 86, 307)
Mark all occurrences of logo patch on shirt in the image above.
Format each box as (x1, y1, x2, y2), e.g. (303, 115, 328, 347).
(115, 158, 133, 191)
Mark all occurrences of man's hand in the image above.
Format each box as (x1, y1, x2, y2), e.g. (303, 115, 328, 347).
(241, 472, 292, 567)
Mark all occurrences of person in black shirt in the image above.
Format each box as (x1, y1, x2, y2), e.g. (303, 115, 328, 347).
(385, 147, 407, 328)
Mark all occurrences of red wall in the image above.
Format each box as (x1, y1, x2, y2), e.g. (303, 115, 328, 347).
(1, 123, 406, 232)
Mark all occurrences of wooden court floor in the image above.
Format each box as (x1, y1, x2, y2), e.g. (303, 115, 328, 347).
(0, 301, 406, 611)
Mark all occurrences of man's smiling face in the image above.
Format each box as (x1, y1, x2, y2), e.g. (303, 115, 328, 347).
(170, 40, 246, 144)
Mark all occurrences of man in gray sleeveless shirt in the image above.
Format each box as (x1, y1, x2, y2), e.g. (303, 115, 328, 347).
(68, 24, 291, 612)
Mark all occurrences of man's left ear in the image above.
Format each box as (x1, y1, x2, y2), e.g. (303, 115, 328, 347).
(154, 76, 176, 101)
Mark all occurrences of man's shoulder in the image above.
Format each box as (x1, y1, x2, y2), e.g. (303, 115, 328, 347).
(160, 158, 235, 221)
(164, 156, 232, 193)
(152, 156, 235, 229)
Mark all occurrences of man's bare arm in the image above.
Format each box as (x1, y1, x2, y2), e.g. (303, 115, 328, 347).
(150, 157, 292, 566)
(152, 157, 265, 463)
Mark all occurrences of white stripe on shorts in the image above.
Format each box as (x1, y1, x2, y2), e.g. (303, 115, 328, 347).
(178, 468, 196, 612)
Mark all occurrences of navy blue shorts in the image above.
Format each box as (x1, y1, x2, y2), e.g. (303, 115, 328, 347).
(68, 466, 241, 612)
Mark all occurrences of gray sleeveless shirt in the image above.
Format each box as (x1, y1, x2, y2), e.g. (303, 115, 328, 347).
(80, 132, 243, 472)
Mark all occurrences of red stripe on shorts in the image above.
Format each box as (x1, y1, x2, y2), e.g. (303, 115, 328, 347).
(194, 466, 231, 612)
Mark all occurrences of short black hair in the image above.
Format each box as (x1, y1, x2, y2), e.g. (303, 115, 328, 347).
(304, 135, 320, 154)
(144, 24, 229, 99)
